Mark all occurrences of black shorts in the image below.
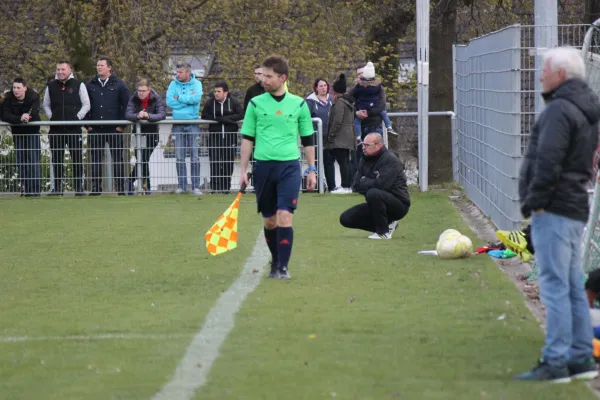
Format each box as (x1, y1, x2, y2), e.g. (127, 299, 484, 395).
(253, 160, 301, 218)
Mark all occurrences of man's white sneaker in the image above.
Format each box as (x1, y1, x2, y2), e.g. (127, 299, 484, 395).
(193, 188, 204, 196)
(331, 187, 352, 194)
(175, 188, 184, 194)
(368, 232, 392, 240)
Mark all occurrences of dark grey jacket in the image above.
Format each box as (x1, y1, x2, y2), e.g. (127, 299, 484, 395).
(125, 88, 166, 134)
(325, 94, 356, 151)
(519, 78, 600, 222)
(353, 147, 410, 205)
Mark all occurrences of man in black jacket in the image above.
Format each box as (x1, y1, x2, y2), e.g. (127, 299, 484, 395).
(243, 66, 265, 110)
(515, 47, 600, 383)
(339, 133, 410, 239)
(201, 81, 244, 193)
(86, 56, 131, 195)
(42, 61, 91, 195)
(2, 78, 42, 196)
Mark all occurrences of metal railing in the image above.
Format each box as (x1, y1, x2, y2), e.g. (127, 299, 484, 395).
(0, 118, 324, 195)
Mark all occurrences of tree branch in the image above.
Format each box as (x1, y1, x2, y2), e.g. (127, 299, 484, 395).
(141, 0, 211, 46)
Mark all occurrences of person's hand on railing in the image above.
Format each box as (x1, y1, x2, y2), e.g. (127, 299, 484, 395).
(20, 113, 30, 123)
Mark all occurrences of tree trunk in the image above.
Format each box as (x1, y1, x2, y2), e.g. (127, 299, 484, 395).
(428, 0, 457, 184)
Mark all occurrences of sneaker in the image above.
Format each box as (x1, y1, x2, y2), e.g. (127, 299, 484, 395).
(496, 230, 527, 251)
(193, 188, 204, 196)
(368, 232, 392, 240)
(514, 360, 571, 383)
(278, 267, 291, 280)
(386, 127, 399, 136)
(568, 358, 599, 380)
(331, 187, 351, 194)
(514, 248, 533, 263)
(388, 220, 399, 237)
(268, 262, 279, 278)
(496, 230, 532, 262)
(175, 188, 184, 195)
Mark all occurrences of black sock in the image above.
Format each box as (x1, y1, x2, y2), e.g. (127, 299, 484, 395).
(277, 227, 294, 271)
(264, 227, 278, 266)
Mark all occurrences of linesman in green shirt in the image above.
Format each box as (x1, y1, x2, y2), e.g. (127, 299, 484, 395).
(240, 55, 316, 279)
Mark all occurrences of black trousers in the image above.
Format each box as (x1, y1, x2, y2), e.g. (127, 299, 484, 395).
(130, 133, 159, 189)
(13, 134, 41, 194)
(323, 149, 336, 191)
(49, 132, 83, 193)
(208, 133, 237, 192)
(330, 148, 351, 188)
(340, 188, 410, 234)
(89, 129, 125, 193)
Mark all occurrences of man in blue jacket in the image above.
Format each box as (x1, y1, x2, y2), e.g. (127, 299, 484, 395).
(167, 63, 203, 195)
(86, 56, 131, 195)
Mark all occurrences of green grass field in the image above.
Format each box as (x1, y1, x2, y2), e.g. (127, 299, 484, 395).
(0, 191, 595, 399)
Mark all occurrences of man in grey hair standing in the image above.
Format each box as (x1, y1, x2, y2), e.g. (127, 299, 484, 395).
(516, 46, 600, 382)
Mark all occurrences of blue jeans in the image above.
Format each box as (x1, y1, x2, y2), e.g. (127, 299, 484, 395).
(353, 113, 391, 134)
(13, 134, 41, 194)
(532, 211, 593, 366)
(173, 124, 200, 191)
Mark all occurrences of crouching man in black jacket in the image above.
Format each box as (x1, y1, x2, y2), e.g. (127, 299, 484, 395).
(339, 133, 410, 239)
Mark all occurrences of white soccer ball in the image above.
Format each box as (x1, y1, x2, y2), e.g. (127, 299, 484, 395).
(436, 233, 473, 259)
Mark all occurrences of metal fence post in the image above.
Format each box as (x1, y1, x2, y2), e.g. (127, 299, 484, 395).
(534, 0, 558, 118)
(417, 0, 430, 192)
(316, 118, 324, 194)
(135, 122, 143, 193)
(452, 44, 458, 183)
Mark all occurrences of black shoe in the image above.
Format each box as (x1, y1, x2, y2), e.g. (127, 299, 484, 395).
(117, 192, 126, 196)
(24, 193, 40, 197)
(48, 190, 63, 196)
(75, 192, 85, 197)
(514, 359, 571, 383)
(268, 262, 279, 278)
(88, 192, 101, 196)
(567, 358, 599, 380)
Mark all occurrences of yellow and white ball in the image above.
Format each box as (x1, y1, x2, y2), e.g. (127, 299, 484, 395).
(436, 230, 473, 259)
(438, 229, 462, 242)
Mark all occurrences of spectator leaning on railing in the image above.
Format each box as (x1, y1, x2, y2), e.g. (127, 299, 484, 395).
(2, 78, 42, 196)
(125, 78, 166, 195)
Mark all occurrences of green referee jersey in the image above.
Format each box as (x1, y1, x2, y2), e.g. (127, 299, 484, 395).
(241, 92, 314, 161)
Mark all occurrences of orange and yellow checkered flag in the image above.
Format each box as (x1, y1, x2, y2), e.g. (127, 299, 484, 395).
(204, 173, 251, 256)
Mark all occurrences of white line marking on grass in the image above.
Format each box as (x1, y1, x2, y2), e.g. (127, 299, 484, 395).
(0, 333, 194, 343)
(151, 230, 270, 400)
